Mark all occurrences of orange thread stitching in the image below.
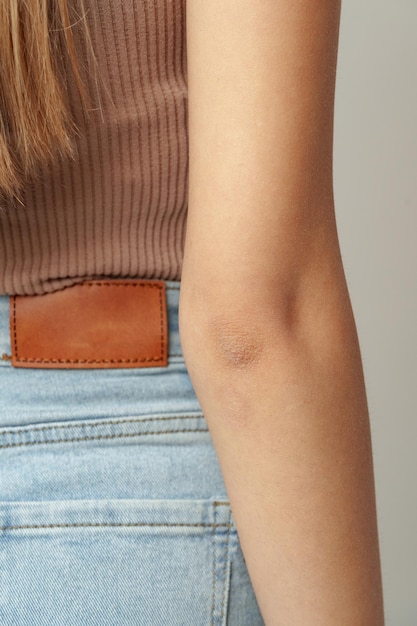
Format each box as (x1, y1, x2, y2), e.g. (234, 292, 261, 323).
(0, 428, 209, 450)
(0, 414, 205, 437)
(1, 522, 232, 531)
(220, 506, 232, 623)
(211, 502, 217, 625)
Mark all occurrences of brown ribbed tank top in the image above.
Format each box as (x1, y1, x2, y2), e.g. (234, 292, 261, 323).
(0, 0, 188, 295)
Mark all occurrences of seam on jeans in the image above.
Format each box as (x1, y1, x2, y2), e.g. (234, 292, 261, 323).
(211, 502, 217, 626)
(0, 428, 209, 450)
(12, 281, 166, 364)
(220, 508, 232, 625)
(0, 522, 233, 532)
(0, 414, 205, 437)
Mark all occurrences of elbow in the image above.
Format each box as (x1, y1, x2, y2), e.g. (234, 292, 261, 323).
(178, 300, 293, 372)
(178, 301, 298, 430)
(178, 277, 354, 374)
(202, 317, 267, 369)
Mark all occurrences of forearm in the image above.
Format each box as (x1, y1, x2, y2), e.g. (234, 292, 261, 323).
(179, 277, 384, 625)
(180, 1, 384, 620)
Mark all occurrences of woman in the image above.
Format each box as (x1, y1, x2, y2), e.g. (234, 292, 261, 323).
(0, 1, 384, 624)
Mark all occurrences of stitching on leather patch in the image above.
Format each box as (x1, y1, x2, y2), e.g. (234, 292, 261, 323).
(10, 280, 168, 368)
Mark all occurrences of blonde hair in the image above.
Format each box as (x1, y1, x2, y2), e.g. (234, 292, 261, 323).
(0, 0, 91, 201)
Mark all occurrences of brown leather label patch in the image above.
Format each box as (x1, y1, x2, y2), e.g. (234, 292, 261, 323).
(10, 280, 168, 369)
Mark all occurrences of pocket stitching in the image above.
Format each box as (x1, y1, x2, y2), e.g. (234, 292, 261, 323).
(1, 521, 233, 532)
(220, 509, 232, 625)
(211, 501, 233, 626)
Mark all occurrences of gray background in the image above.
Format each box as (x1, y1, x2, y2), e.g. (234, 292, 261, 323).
(333, 1, 416, 624)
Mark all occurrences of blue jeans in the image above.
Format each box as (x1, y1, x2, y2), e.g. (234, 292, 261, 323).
(0, 281, 264, 625)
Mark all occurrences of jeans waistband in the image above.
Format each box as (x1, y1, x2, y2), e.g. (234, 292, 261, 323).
(0, 280, 200, 427)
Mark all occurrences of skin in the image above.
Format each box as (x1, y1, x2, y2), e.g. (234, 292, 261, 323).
(179, 1, 384, 624)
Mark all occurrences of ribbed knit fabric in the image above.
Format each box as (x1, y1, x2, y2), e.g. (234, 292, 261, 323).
(0, 0, 188, 295)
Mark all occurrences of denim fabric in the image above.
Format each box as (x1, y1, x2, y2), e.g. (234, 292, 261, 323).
(0, 281, 264, 625)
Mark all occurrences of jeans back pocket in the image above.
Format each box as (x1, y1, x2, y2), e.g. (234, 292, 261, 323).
(0, 497, 234, 625)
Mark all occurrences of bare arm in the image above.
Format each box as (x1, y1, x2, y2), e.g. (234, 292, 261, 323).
(179, 1, 384, 624)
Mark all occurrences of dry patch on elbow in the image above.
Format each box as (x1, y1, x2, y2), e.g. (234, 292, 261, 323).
(208, 318, 266, 369)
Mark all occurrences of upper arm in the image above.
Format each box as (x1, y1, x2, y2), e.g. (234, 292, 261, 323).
(182, 0, 343, 312)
